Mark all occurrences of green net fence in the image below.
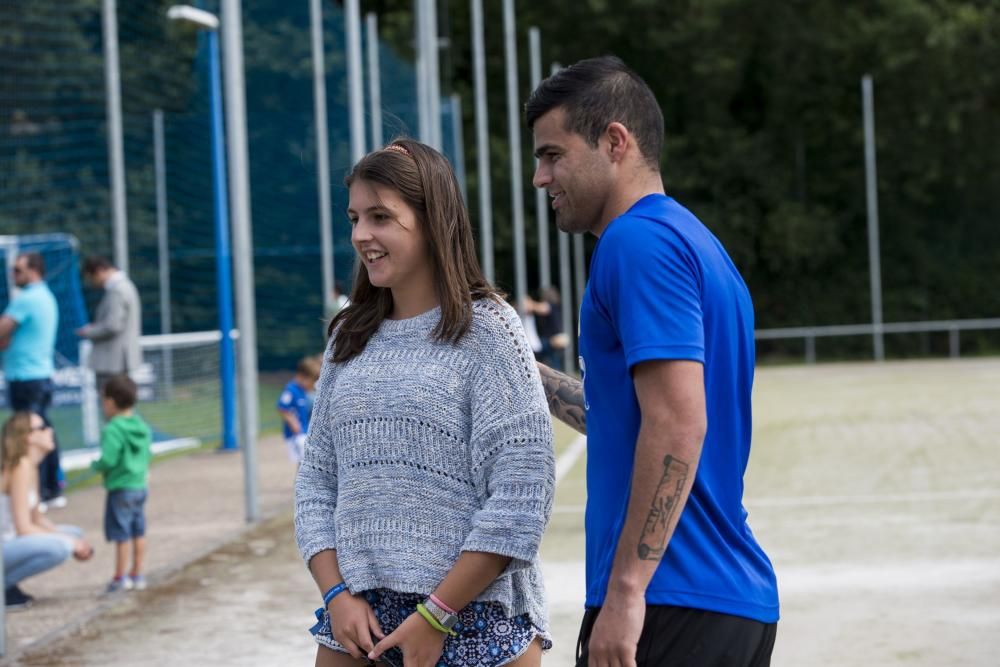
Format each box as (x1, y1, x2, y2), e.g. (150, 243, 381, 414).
(1, 0, 462, 454)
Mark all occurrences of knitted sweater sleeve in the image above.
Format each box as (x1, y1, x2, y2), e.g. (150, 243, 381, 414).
(461, 302, 555, 569)
(294, 339, 339, 566)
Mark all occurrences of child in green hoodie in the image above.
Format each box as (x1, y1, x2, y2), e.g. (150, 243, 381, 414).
(91, 375, 152, 593)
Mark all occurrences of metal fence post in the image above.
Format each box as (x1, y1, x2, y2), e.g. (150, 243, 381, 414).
(805, 335, 816, 364)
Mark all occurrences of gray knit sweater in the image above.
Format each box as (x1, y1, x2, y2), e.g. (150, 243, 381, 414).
(294, 298, 555, 633)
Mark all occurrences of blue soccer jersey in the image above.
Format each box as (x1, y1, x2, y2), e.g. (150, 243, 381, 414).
(277, 380, 312, 439)
(578, 193, 779, 623)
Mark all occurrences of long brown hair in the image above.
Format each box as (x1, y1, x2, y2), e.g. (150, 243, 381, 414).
(328, 139, 501, 362)
(1, 412, 33, 473)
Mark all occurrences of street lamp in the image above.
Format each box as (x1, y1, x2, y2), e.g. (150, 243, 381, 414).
(167, 5, 238, 452)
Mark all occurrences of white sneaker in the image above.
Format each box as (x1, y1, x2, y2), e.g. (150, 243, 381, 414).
(131, 575, 147, 591)
(105, 577, 133, 594)
(49, 496, 68, 509)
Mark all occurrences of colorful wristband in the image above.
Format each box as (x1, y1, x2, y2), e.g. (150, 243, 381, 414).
(323, 582, 349, 607)
(429, 593, 457, 615)
(416, 603, 458, 636)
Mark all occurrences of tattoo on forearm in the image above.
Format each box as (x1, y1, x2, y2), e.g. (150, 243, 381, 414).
(637, 455, 690, 561)
(537, 364, 587, 435)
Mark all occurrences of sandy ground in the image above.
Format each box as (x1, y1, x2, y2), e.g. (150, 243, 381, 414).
(13, 516, 319, 666)
(5, 358, 1000, 665)
(748, 359, 1000, 666)
(0, 432, 301, 665)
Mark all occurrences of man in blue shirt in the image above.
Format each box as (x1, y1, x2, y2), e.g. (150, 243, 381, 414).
(0, 251, 65, 503)
(527, 57, 778, 666)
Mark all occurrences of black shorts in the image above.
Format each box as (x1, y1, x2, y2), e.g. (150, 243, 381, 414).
(576, 604, 776, 667)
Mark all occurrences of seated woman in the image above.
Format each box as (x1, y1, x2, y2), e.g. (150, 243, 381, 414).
(1, 412, 93, 609)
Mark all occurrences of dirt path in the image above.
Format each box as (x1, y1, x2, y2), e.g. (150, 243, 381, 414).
(7, 359, 1000, 665)
(14, 516, 318, 667)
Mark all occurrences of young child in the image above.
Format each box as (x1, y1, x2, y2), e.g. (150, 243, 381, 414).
(91, 374, 152, 593)
(276, 355, 321, 465)
(295, 139, 555, 667)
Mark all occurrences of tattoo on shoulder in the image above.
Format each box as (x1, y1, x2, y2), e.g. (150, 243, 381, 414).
(537, 365, 586, 435)
(637, 455, 690, 561)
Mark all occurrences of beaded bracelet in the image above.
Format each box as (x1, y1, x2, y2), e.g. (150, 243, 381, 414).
(429, 593, 457, 615)
(416, 603, 458, 636)
(323, 582, 349, 607)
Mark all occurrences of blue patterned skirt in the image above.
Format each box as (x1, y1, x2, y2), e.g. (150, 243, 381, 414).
(310, 588, 551, 667)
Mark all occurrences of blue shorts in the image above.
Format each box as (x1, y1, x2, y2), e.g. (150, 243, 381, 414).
(310, 588, 551, 667)
(104, 489, 147, 542)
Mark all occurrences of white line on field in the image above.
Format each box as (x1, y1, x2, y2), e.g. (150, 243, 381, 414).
(551, 488, 1000, 514)
(778, 558, 1000, 594)
(541, 557, 1000, 605)
(749, 488, 1000, 507)
(555, 435, 586, 485)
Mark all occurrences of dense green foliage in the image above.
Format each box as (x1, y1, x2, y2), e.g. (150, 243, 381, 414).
(390, 0, 1000, 330)
(3, 1, 998, 365)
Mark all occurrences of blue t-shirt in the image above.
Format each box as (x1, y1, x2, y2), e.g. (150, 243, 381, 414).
(277, 380, 312, 438)
(579, 194, 779, 623)
(2, 281, 58, 381)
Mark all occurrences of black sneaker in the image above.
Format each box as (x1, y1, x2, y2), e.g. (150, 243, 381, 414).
(5, 585, 33, 610)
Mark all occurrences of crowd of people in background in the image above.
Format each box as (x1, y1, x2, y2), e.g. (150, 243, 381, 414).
(0, 253, 146, 609)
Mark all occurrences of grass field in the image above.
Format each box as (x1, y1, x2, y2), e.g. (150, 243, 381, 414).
(0, 378, 285, 453)
(0, 377, 286, 492)
(540, 357, 1000, 666)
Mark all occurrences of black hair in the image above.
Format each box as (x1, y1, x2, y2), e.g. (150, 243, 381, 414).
(82, 255, 114, 275)
(102, 375, 138, 410)
(525, 55, 664, 170)
(17, 252, 45, 277)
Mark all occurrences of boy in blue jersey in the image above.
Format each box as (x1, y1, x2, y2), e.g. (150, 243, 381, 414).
(276, 356, 321, 466)
(527, 56, 779, 666)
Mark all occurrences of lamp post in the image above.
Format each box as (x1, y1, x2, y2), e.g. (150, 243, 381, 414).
(167, 5, 237, 452)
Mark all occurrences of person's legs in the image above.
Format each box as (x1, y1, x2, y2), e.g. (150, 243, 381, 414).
(576, 605, 777, 667)
(131, 536, 146, 578)
(128, 489, 147, 579)
(3, 534, 73, 589)
(314, 645, 375, 667)
(636, 606, 776, 666)
(504, 637, 543, 666)
(8, 379, 40, 412)
(54, 524, 83, 538)
(8, 379, 63, 501)
(105, 489, 131, 582)
(113, 541, 128, 580)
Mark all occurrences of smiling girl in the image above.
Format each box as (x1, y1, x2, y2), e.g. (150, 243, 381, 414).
(294, 139, 555, 667)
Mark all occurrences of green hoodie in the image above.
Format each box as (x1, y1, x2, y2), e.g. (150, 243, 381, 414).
(91, 414, 152, 490)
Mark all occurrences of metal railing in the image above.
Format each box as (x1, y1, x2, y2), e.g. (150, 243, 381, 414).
(755, 318, 1000, 363)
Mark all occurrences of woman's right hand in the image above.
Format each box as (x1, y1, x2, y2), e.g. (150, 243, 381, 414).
(327, 592, 385, 660)
(72, 538, 94, 561)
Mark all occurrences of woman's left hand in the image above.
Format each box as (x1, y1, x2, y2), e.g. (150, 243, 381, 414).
(368, 610, 447, 667)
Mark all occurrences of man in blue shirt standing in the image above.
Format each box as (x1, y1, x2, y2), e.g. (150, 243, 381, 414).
(527, 56, 778, 666)
(0, 251, 65, 504)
